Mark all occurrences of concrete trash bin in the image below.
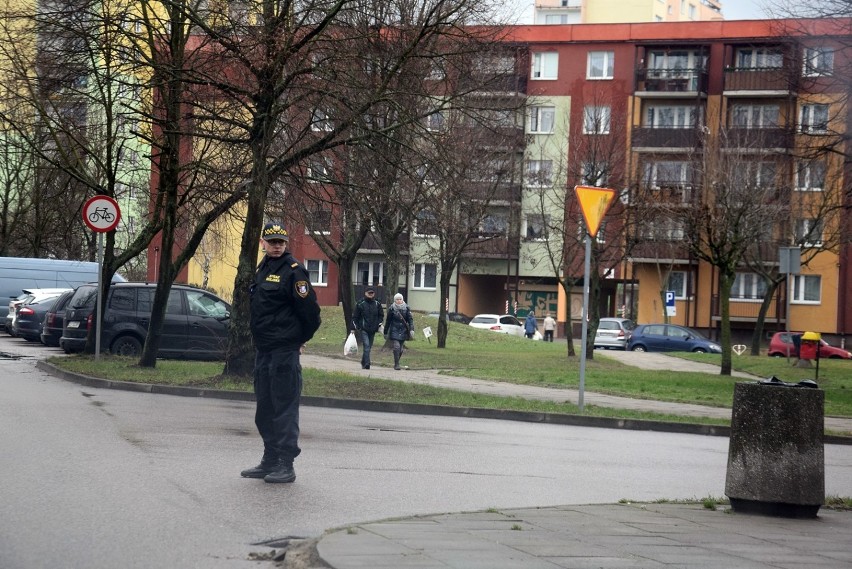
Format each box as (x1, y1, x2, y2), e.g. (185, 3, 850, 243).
(725, 379, 824, 518)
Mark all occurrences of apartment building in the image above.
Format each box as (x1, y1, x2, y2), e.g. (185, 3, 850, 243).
(533, 0, 723, 25)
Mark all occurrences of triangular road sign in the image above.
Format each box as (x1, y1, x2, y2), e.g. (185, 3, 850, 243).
(574, 185, 616, 239)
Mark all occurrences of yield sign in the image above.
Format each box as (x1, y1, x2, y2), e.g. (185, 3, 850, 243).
(574, 185, 616, 238)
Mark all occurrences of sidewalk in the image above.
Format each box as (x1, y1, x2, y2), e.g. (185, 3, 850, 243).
(301, 352, 852, 435)
(313, 502, 852, 569)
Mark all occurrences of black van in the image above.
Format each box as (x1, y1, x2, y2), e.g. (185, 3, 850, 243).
(60, 282, 231, 359)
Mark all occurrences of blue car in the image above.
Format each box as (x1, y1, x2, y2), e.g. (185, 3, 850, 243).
(627, 324, 721, 353)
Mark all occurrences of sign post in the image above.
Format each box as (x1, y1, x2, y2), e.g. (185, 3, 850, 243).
(574, 185, 617, 413)
(779, 247, 800, 332)
(665, 290, 676, 317)
(82, 195, 121, 359)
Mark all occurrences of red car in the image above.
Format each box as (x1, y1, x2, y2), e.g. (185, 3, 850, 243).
(767, 332, 851, 359)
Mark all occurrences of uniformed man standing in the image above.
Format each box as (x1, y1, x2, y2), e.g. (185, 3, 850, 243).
(241, 222, 321, 484)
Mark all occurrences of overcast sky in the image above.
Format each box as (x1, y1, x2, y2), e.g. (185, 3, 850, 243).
(505, 0, 773, 24)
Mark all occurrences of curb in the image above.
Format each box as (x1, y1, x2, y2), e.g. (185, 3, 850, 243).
(36, 360, 852, 445)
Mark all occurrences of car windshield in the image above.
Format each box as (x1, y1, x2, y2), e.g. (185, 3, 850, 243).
(471, 316, 497, 324)
(70, 287, 98, 309)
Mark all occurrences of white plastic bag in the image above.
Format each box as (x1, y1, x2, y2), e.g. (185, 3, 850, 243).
(533, 330, 543, 341)
(344, 331, 358, 357)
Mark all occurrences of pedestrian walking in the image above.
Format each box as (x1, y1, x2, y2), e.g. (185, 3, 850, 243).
(384, 293, 414, 370)
(543, 312, 555, 342)
(352, 287, 384, 369)
(524, 310, 537, 339)
(241, 222, 321, 484)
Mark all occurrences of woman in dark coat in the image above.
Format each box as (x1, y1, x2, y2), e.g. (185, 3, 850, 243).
(384, 293, 414, 370)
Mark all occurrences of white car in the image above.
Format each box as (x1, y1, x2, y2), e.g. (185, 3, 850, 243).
(6, 288, 71, 335)
(468, 314, 526, 337)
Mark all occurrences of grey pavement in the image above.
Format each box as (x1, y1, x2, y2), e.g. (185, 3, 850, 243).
(300, 351, 852, 435)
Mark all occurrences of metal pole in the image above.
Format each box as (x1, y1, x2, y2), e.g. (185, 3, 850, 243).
(578, 234, 591, 412)
(95, 232, 103, 359)
(786, 271, 791, 333)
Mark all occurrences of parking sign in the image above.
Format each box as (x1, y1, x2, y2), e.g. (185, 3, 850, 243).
(665, 290, 676, 317)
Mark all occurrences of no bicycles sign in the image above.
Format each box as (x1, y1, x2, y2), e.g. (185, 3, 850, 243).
(82, 195, 121, 233)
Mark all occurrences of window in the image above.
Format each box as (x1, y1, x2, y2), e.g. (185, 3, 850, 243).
(731, 104, 780, 128)
(796, 218, 824, 246)
(311, 108, 333, 131)
(736, 48, 783, 69)
(645, 105, 698, 128)
(525, 160, 553, 186)
(667, 271, 688, 299)
(426, 111, 446, 132)
(800, 103, 829, 134)
(305, 209, 332, 235)
(680, 0, 686, 14)
(791, 274, 820, 303)
(357, 261, 384, 287)
(732, 161, 777, 188)
(532, 52, 558, 79)
(582, 105, 611, 134)
(186, 290, 229, 318)
(803, 46, 834, 76)
(643, 218, 685, 241)
(796, 160, 826, 191)
(525, 213, 549, 240)
(732, 272, 767, 300)
(414, 210, 439, 237)
(545, 14, 569, 24)
(581, 161, 608, 187)
(306, 259, 329, 286)
(643, 160, 693, 189)
(688, 3, 696, 19)
(110, 288, 136, 311)
(528, 106, 555, 134)
(480, 212, 508, 235)
(578, 219, 607, 243)
(587, 51, 614, 79)
(413, 263, 437, 289)
(308, 156, 333, 182)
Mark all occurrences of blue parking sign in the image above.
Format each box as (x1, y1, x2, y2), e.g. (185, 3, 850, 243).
(665, 290, 676, 317)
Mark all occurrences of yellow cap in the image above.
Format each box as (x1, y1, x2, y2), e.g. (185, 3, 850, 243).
(801, 331, 821, 341)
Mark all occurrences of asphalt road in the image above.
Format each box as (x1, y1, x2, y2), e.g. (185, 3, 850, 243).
(2, 336, 851, 569)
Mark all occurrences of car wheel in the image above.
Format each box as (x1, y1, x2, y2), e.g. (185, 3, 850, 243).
(111, 335, 143, 357)
(631, 345, 646, 352)
(769, 353, 782, 358)
(693, 347, 707, 353)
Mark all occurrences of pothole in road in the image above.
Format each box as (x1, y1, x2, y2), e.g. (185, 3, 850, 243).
(0, 351, 27, 360)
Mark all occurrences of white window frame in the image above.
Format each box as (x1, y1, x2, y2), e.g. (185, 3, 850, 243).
(667, 270, 689, 299)
(645, 105, 698, 128)
(586, 51, 614, 80)
(731, 272, 767, 301)
(582, 105, 611, 134)
(356, 261, 385, 287)
(306, 259, 329, 287)
(308, 156, 333, 183)
(731, 103, 780, 128)
(581, 161, 608, 187)
(736, 47, 783, 69)
(426, 110, 446, 132)
(800, 103, 830, 134)
(791, 274, 821, 304)
(528, 105, 555, 134)
(643, 161, 692, 189)
(532, 52, 559, 80)
(304, 209, 332, 236)
(795, 160, 826, 191)
(803, 46, 834, 76)
(524, 213, 550, 241)
(414, 210, 439, 237)
(525, 159, 553, 187)
(311, 108, 333, 131)
(796, 218, 824, 247)
(412, 263, 437, 290)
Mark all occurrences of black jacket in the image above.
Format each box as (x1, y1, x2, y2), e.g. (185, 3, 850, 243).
(384, 305, 414, 341)
(250, 252, 321, 352)
(352, 297, 384, 333)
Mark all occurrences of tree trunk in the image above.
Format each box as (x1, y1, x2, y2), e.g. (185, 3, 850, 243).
(562, 280, 576, 358)
(719, 271, 734, 375)
(750, 279, 780, 356)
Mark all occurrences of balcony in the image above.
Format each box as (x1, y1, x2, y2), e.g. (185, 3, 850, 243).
(629, 241, 692, 262)
(462, 236, 519, 259)
(635, 68, 708, 96)
(711, 295, 783, 323)
(632, 127, 702, 150)
(722, 127, 793, 150)
(458, 73, 528, 95)
(724, 67, 795, 95)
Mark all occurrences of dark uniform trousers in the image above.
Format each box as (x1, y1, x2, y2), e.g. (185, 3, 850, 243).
(254, 347, 302, 461)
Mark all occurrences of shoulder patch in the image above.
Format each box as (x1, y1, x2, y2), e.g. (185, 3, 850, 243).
(295, 280, 310, 298)
(291, 262, 299, 268)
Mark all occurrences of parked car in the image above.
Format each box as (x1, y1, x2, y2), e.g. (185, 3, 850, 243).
(11, 294, 67, 342)
(767, 332, 851, 360)
(468, 314, 526, 337)
(40, 290, 75, 347)
(60, 282, 231, 359)
(6, 288, 72, 335)
(426, 311, 472, 325)
(594, 317, 636, 350)
(627, 324, 721, 353)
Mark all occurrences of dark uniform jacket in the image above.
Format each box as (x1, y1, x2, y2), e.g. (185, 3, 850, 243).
(352, 298, 384, 333)
(250, 252, 321, 352)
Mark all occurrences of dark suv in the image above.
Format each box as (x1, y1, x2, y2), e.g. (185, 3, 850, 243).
(60, 282, 231, 359)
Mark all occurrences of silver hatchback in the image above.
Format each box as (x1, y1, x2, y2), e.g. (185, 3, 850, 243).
(594, 317, 636, 350)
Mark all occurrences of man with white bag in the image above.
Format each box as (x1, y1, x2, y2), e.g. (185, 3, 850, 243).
(351, 287, 384, 369)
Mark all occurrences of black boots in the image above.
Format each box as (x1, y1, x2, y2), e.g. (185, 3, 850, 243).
(264, 457, 296, 484)
(393, 348, 401, 370)
(240, 452, 278, 479)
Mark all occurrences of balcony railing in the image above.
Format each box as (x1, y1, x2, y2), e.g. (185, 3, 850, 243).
(724, 67, 795, 93)
(722, 127, 793, 149)
(636, 68, 708, 94)
(632, 126, 702, 149)
(711, 295, 783, 323)
(458, 73, 528, 94)
(462, 236, 519, 259)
